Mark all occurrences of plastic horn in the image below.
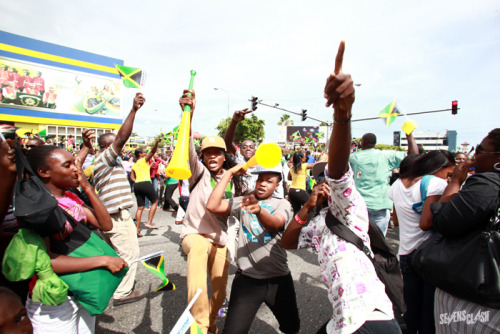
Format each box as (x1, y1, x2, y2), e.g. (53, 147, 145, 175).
(242, 142, 282, 171)
(165, 70, 196, 179)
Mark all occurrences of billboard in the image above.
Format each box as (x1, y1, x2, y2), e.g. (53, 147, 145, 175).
(0, 31, 124, 129)
(279, 125, 328, 144)
(0, 56, 121, 116)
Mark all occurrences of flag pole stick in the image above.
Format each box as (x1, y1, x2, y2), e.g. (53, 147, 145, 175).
(186, 288, 203, 311)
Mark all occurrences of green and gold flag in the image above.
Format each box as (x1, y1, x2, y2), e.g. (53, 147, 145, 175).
(141, 253, 175, 292)
(115, 64, 146, 88)
(379, 101, 400, 127)
(291, 131, 301, 141)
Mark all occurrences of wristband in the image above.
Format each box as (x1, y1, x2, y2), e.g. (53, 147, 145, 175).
(334, 114, 352, 124)
(294, 213, 307, 225)
(256, 206, 262, 216)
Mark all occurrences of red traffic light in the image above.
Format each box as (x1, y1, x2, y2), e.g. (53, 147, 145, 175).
(452, 100, 458, 115)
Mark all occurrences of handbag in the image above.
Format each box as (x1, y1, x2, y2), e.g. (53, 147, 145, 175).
(412, 203, 500, 309)
(325, 211, 406, 327)
(13, 147, 66, 237)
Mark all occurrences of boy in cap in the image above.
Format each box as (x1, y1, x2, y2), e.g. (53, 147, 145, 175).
(207, 164, 300, 334)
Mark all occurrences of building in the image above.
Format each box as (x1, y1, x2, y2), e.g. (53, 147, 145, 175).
(394, 130, 457, 152)
(0, 31, 125, 144)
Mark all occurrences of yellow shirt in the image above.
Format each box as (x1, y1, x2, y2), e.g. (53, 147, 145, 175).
(132, 158, 151, 183)
(84, 165, 94, 183)
(290, 163, 308, 190)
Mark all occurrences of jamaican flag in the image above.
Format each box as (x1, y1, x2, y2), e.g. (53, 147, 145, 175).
(379, 101, 400, 127)
(316, 131, 324, 140)
(163, 125, 180, 141)
(291, 131, 301, 141)
(115, 64, 146, 88)
(140, 252, 175, 292)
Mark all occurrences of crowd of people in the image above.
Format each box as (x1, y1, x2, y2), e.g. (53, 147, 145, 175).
(1, 42, 499, 334)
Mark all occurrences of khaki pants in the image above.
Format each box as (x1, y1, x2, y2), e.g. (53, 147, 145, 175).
(181, 234, 229, 333)
(101, 209, 140, 299)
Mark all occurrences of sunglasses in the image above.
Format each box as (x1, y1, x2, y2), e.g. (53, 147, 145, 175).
(475, 145, 500, 155)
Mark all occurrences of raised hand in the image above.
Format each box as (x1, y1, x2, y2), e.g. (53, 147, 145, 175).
(324, 41, 355, 119)
(229, 163, 249, 176)
(305, 183, 330, 209)
(132, 93, 146, 112)
(232, 108, 253, 122)
(0, 140, 16, 175)
(241, 193, 261, 215)
(81, 129, 95, 149)
(179, 89, 196, 112)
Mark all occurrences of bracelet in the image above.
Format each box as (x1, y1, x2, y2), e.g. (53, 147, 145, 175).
(334, 114, 352, 124)
(294, 213, 307, 225)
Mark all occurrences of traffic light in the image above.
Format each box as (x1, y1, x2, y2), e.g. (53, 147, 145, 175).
(251, 96, 258, 111)
(301, 109, 307, 121)
(451, 100, 458, 115)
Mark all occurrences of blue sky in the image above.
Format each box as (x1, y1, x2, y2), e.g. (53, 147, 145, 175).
(2, 0, 499, 147)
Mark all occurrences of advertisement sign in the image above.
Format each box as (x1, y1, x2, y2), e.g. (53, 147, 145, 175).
(0, 56, 122, 118)
(283, 125, 327, 144)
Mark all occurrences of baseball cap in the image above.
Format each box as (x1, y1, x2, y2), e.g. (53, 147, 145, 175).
(251, 164, 283, 181)
(201, 136, 226, 152)
(312, 161, 328, 179)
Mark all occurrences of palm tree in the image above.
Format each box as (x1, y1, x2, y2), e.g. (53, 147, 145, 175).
(278, 114, 294, 126)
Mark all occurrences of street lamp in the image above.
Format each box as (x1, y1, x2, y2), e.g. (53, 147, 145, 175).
(213, 88, 230, 129)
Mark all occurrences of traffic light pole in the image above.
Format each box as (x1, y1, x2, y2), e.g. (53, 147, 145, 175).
(351, 107, 460, 122)
(256, 100, 459, 125)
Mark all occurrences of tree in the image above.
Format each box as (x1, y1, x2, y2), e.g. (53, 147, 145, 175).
(278, 114, 294, 126)
(216, 114, 265, 144)
(319, 122, 329, 126)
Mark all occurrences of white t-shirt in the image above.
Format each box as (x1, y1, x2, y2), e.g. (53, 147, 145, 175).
(388, 176, 448, 256)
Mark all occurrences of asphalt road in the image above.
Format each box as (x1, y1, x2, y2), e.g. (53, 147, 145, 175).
(96, 197, 400, 334)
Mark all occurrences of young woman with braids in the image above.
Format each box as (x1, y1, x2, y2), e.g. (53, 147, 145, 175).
(177, 90, 245, 334)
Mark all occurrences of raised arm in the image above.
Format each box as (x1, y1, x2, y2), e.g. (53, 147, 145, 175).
(145, 137, 161, 162)
(224, 109, 253, 156)
(281, 183, 330, 248)
(0, 139, 16, 223)
(206, 165, 244, 215)
(75, 156, 113, 231)
(242, 193, 287, 233)
(406, 132, 418, 155)
(179, 89, 196, 135)
(75, 129, 94, 168)
(112, 93, 145, 153)
(325, 41, 355, 179)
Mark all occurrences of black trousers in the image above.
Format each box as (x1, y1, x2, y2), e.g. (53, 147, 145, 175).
(223, 271, 300, 334)
(288, 188, 310, 214)
(163, 183, 178, 211)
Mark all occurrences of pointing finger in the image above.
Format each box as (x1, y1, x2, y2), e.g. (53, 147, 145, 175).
(334, 40, 345, 75)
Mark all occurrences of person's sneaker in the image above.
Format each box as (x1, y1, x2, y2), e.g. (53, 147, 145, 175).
(113, 290, 145, 306)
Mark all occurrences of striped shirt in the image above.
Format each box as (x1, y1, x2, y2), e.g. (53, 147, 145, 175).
(93, 145, 134, 214)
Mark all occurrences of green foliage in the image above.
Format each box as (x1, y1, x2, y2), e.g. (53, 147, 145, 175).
(216, 114, 265, 144)
(375, 144, 405, 151)
(278, 114, 294, 126)
(319, 122, 329, 126)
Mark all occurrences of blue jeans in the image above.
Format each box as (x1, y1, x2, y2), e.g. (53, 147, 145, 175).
(399, 252, 435, 334)
(368, 209, 390, 236)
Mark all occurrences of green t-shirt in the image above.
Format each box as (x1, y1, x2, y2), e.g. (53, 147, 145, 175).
(349, 148, 405, 210)
(166, 177, 178, 185)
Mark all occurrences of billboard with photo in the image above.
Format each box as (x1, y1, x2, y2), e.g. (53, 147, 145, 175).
(0, 57, 121, 117)
(0, 31, 124, 129)
(282, 125, 327, 144)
